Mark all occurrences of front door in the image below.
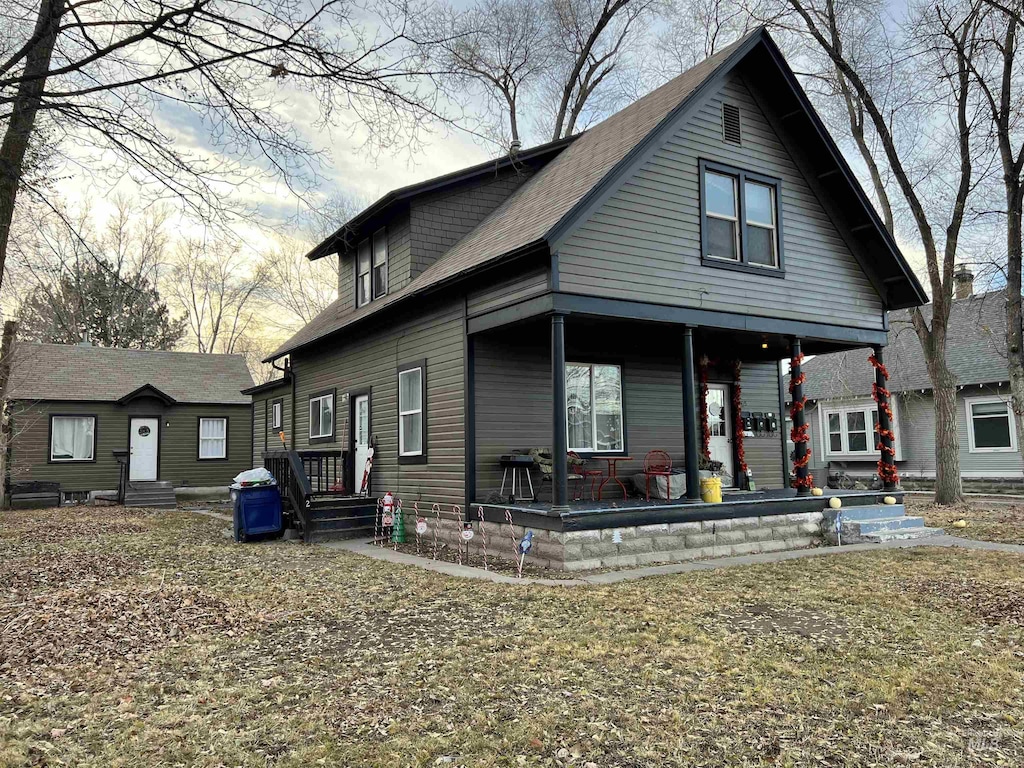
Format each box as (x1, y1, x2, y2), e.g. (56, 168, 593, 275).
(129, 417, 159, 481)
(706, 384, 735, 485)
(353, 394, 370, 492)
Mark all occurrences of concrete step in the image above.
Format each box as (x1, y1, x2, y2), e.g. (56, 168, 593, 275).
(863, 526, 945, 543)
(832, 504, 905, 521)
(842, 515, 928, 535)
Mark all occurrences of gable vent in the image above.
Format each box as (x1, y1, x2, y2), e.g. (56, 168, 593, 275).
(722, 103, 741, 145)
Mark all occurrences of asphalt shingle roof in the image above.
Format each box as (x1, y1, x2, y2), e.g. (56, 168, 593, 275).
(9, 343, 255, 405)
(268, 32, 757, 359)
(798, 290, 1008, 399)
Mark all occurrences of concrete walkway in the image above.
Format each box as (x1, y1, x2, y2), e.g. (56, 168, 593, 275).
(322, 535, 1024, 587)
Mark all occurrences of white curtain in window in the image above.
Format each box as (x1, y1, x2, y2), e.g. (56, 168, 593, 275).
(51, 416, 94, 460)
(200, 418, 227, 458)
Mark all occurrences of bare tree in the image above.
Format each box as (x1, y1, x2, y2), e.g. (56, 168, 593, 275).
(168, 239, 268, 355)
(0, 0, 451, 300)
(259, 235, 339, 330)
(773, 0, 983, 503)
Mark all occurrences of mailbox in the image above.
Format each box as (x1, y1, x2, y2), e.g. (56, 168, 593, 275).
(753, 412, 767, 433)
(766, 412, 778, 432)
(741, 411, 754, 432)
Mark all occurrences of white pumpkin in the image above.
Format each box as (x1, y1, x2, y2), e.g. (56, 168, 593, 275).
(883, 495, 897, 505)
(811, 487, 824, 497)
(828, 497, 842, 510)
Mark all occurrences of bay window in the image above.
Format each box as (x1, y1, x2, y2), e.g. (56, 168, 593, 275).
(567, 363, 624, 453)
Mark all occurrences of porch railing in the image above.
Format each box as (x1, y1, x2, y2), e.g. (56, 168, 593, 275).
(112, 449, 128, 503)
(298, 449, 347, 495)
(263, 448, 350, 542)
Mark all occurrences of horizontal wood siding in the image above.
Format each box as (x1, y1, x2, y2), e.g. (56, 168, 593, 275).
(251, 381, 293, 466)
(557, 70, 884, 330)
(290, 299, 466, 506)
(10, 398, 252, 491)
(466, 265, 550, 317)
(252, 399, 265, 467)
(738, 361, 785, 488)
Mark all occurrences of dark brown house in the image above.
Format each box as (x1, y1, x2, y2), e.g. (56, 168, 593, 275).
(7, 343, 254, 507)
(252, 29, 931, 566)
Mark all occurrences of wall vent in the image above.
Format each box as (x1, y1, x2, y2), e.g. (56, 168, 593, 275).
(722, 103, 741, 145)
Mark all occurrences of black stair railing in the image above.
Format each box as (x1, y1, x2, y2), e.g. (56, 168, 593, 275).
(112, 449, 129, 504)
(263, 449, 314, 541)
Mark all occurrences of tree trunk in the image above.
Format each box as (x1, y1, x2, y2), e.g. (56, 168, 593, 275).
(928, 352, 963, 504)
(1005, 190, 1024, 466)
(0, 321, 19, 508)
(0, 0, 66, 290)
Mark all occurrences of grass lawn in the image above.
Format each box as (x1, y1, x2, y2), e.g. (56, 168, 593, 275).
(2, 507, 1024, 767)
(908, 495, 1024, 546)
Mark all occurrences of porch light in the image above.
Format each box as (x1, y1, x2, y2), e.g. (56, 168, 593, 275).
(761, 342, 768, 349)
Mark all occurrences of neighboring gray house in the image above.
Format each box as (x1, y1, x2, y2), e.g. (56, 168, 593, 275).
(797, 276, 1023, 490)
(7, 343, 254, 507)
(251, 27, 928, 554)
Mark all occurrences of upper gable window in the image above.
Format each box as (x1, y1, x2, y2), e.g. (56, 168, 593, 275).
(700, 160, 784, 274)
(356, 229, 388, 308)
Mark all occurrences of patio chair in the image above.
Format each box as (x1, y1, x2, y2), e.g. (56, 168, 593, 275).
(570, 451, 603, 501)
(642, 450, 673, 501)
(532, 449, 593, 501)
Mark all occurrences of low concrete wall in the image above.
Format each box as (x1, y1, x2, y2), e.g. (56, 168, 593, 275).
(424, 511, 826, 571)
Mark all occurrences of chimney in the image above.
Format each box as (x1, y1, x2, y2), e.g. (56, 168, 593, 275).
(954, 264, 974, 299)
(509, 138, 521, 157)
(78, 330, 92, 347)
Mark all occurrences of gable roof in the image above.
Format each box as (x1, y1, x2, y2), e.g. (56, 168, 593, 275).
(9, 344, 255, 405)
(270, 26, 926, 361)
(797, 290, 1008, 399)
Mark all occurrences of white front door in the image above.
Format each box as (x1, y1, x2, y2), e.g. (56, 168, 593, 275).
(130, 417, 159, 481)
(706, 384, 735, 484)
(353, 395, 370, 492)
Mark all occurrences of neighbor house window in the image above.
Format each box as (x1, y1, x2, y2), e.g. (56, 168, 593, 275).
(398, 362, 425, 459)
(50, 415, 95, 462)
(701, 160, 782, 270)
(356, 238, 372, 307)
(821, 404, 884, 457)
(967, 397, 1016, 452)
(372, 228, 388, 299)
(567, 363, 624, 452)
(309, 391, 335, 440)
(198, 417, 227, 460)
(271, 399, 283, 430)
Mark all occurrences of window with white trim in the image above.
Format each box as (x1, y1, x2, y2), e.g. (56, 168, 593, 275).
(50, 415, 95, 461)
(821, 404, 882, 457)
(398, 365, 424, 457)
(356, 238, 372, 307)
(567, 363, 624, 452)
(309, 392, 334, 440)
(967, 397, 1016, 452)
(372, 228, 388, 299)
(199, 417, 227, 459)
(271, 400, 282, 430)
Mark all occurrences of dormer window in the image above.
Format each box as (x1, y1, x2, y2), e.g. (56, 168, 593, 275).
(356, 229, 388, 307)
(700, 160, 784, 274)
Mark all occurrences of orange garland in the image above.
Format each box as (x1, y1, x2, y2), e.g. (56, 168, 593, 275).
(788, 353, 814, 489)
(698, 355, 711, 460)
(869, 353, 900, 487)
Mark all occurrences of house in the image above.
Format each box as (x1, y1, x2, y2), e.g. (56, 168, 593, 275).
(253, 27, 929, 566)
(6, 342, 254, 507)
(796, 272, 1024, 492)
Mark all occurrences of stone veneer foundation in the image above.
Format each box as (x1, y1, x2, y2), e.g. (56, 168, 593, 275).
(421, 511, 826, 571)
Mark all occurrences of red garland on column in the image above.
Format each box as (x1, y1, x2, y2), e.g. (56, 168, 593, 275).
(732, 359, 748, 474)
(788, 353, 814, 489)
(698, 355, 711, 459)
(868, 353, 900, 487)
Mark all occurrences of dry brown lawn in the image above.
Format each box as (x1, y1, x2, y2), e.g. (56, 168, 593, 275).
(1, 505, 1023, 767)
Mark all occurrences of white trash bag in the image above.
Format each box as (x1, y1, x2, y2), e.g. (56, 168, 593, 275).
(233, 467, 275, 486)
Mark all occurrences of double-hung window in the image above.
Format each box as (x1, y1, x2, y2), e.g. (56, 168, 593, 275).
(271, 399, 283, 430)
(566, 363, 624, 453)
(398, 362, 425, 460)
(50, 415, 95, 462)
(701, 160, 783, 271)
(199, 417, 227, 460)
(356, 239, 372, 307)
(356, 229, 388, 307)
(372, 228, 388, 299)
(821, 404, 885, 457)
(967, 397, 1016, 452)
(309, 391, 335, 441)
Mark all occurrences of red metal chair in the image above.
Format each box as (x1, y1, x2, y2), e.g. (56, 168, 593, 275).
(643, 450, 673, 501)
(569, 451, 603, 501)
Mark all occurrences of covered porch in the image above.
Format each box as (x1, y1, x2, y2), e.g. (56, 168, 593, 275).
(467, 301, 900, 524)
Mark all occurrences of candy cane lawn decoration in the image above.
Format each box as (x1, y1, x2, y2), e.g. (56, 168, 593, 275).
(431, 503, 441, 560)
(359, 444, 375, 496)
(476, 506, 489, 571)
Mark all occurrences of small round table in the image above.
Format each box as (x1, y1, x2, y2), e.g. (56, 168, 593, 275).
(596, 456, 633, 501)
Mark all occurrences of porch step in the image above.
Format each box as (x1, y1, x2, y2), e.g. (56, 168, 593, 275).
(124, 481, 176, 509)
(843, 515, 928, 535)
(863, 526, 946, 543)
(833, 504, 905, 521)
(825, 503, 943, 545)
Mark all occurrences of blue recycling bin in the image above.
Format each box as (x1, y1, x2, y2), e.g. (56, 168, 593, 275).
(231, 483, 282, 542)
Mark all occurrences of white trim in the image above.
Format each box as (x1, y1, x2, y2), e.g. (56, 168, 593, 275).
(271, 400, 282, 430)
(49, 415, 95, 462)
(309, 393, 334, 439)
(817, 398, 901, 461)
(398, 367, 423, 457)
(199, 417, 227, 459)
(371, 227, 388, 300)
(566, 362, 624, 453)
(965, 395, 1018, 453)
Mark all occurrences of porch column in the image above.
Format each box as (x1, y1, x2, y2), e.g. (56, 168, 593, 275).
(682, 326, 701, 500)
(872, 345, 898, 491)
(551, 312, 569, 509)
(789, 337, 811, 495)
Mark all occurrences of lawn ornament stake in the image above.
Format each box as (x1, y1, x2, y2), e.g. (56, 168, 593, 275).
(517, 530, 534, 578)
(835, 509, 843, 547)
(431, 503, 442, 559)
(390, 496, 405, 546)
(476, 506, 489, 571)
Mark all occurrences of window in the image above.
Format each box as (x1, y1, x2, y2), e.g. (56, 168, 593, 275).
(567, 363, 624, 453)
(199, 417, 227, 460)
(967, 397, 1016, 453)
(398, 363, 425, 460)
(50, 415, 95, 462)
(271, 399, 283, 430)
(356, 238, 371, 307)
(372, 228, 388, 299)
(309, 391, 335, 440)
(700, 160, 783, 271)
(821, 404, 884, 457)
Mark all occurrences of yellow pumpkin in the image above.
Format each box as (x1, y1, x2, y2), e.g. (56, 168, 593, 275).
(811, 487, 824, 496)
(883, 496, 897, 505)
(953, 519, 968, 529)
(829, 497, 842, 510)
